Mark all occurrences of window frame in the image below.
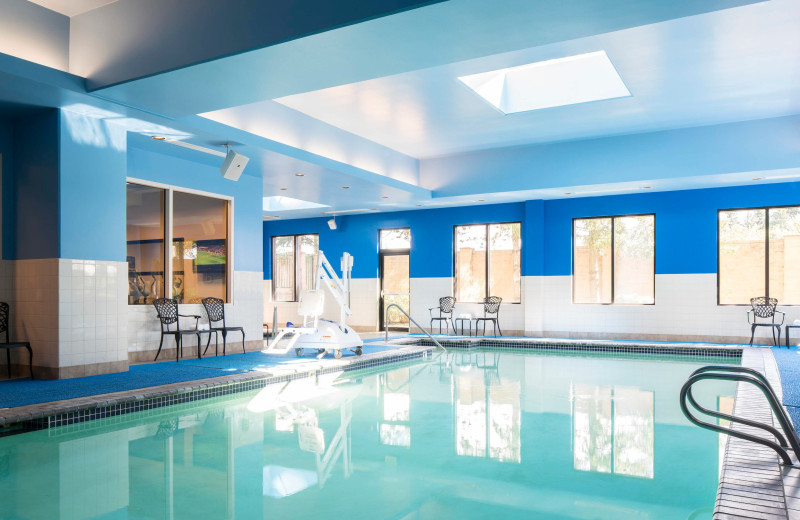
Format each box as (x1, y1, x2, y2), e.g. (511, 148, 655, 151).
(716, 204, 800, 306)
(452, 221, 522, 304)
(571, 213, 656, 306)
(271, 233, 320, 302)
(126, 177, 234, 304)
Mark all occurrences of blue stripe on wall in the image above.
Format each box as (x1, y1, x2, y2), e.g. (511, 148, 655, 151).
(264, 202, 525, 279)
(265, 181, 800, 280)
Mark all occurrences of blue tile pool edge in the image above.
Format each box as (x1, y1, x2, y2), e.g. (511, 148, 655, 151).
(0, 346, 435, 434)
(0, 338, 746, 436)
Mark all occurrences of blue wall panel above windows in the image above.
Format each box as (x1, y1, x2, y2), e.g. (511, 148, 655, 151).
(265, 181, 800, 281)
(263, 202, 526, 280)
(543, 182, 800, 276)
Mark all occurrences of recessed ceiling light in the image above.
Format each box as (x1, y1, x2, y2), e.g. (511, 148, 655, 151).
(279, 188, 288, 191)
(370, 208, 377, 210)
(458, 51, 630, 114)
(263, 215, 280, 220)
(477, 199, 485, 202)
(415, 204, 423, 207)
(564, 192, 572, 195)
(752, 177, 763, 181)
(342, 186, 350, 189)
(152, 136, 166, 140)
(381, 196, 389, 199)
(295, 173, 304, 177)
(641, 186, 652, 189)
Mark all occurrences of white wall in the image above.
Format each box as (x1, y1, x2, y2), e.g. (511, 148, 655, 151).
(266, 273, 787, 344)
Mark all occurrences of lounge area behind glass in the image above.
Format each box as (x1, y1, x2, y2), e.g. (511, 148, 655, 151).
(126, 182, 231, 305)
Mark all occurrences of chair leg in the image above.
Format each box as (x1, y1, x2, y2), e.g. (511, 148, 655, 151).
(6, 348, 10, 379)
(241, 331, 246, 354)
(196, 333, 202, 359)
(222, 330, 228, 356)
(777, 327, 782, 348)
(750, 324, 756, 346)
(203, 332, 212, 356)
(496, 319, 502, 337)
(773, 326, 777, 346)
(176, 336, 181, 363)
(26, 345, 33, 379)
(155, 334, 164, 361)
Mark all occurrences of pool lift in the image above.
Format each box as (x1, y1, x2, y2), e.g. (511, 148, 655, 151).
(265, 251, 363, 359)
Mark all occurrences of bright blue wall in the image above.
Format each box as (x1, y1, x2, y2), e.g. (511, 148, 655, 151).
(263, 202, 526, 279)
(58, 111, 127, 261)
(0, 117, 14, 260)
(544, 182, 800, 276)
(264, 181, 800, 280)
(12, 109, 60, 260)
(128, 146, 263, 272)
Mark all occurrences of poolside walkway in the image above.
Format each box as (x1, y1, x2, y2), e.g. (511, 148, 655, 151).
(0, 338, 402, 409)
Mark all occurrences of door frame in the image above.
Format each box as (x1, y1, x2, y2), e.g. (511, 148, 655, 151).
(379, 250, 411, 332)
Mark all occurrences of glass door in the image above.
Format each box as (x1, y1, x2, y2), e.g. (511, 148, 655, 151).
(379, 229, 411, 331)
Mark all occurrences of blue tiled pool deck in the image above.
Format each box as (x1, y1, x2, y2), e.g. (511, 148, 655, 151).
(0, 342, 400, 409)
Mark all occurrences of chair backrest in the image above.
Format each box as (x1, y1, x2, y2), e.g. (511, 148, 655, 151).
(483, 296, 502, 315)
(153, 298, 179, 329)
(439, 296, 456, 314)
(202, 297, 225, 325)
(0, 302, 9, 343)
(750, 297, 777, 318)
(298, 290, 325, 318)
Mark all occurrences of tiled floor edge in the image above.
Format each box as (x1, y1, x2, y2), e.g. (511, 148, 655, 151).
(714, 347, 790, 519)
(0, 345, 435, 432)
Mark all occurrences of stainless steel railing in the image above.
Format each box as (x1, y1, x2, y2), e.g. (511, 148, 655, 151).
(384, 304, 446, 353)
(680, 365, 800, 466)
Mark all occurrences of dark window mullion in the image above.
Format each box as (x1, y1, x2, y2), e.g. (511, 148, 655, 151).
(485, 224, 490, 300)
(765, 209, 770, 299)
(610, 217, 616, 304)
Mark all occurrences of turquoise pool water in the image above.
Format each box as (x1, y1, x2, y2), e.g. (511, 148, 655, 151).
(0, 350, 736, 520)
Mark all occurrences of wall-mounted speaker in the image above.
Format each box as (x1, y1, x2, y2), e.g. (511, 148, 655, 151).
(220, 150, 249, 181)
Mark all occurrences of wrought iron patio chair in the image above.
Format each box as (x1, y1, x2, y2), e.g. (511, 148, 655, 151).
(429, 297, 456, 335)
(152, 298, 204, 362)
(748, 296, 784, 346)
(475, 296, 503, 337)
(202, 297, 246, 356)
(0, 302, 33, 379)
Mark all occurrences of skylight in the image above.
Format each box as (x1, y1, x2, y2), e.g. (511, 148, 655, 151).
(262, 196, 328, 212)
(458, 51, 630, 114)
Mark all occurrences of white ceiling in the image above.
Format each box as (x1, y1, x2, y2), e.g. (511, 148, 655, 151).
(267, 0, 800, 158)
(26, 0, 118, 17)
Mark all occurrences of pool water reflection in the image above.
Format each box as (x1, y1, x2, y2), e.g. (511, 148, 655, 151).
(0, 350, 736, 520)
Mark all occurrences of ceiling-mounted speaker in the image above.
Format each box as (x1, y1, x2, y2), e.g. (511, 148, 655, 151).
(220, 149, 249, 181)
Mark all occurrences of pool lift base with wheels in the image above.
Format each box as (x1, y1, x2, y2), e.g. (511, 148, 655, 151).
(264, 251, 363, 359)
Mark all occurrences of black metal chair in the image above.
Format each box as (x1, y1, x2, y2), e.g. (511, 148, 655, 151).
(429, 297, 456, 335)
(748, 296, 784, 346)
(202, 297, 245, 356)
(0, 302, 33, 379)
(152, 298, 204, 362)
(475, 296, 503, 337)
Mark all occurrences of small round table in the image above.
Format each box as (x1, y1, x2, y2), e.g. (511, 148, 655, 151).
(785, 324, 800, 348)
(454, 317, 475, 336)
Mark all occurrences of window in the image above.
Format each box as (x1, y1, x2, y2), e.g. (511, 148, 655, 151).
(454, 223, 521, 303)
(272, 234, 319, 302)
(718, 206, 800, 304)
(126, 182, 230, 305)
(573, 215, 655, 304)
(380, 228, 411, 250)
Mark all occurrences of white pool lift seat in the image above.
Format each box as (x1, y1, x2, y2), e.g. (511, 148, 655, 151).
(264, 251, 363, 359)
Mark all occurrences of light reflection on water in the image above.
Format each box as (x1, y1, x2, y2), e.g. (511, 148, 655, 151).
(0, 350, 735, 520)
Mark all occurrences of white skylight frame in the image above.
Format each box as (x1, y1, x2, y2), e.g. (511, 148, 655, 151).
(458, 51, 631, 115)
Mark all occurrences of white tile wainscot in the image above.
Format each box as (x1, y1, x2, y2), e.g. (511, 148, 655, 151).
(128, 270, 263, 363)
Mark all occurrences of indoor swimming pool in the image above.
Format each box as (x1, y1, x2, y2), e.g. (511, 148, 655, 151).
(0, 349, 737, 520)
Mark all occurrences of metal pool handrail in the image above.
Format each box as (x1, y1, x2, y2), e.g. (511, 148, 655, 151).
(384, 304, 446, 353)
(680, 365, 800, 466)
